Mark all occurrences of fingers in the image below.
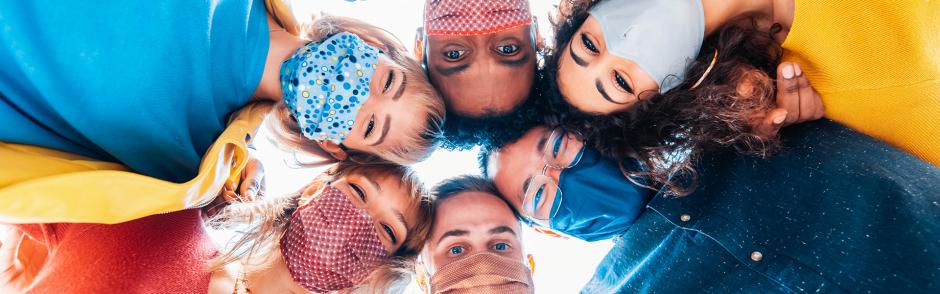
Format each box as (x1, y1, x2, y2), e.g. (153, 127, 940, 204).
(221, 189, 241, 203)
(238, 158, 266, 202)
(795, 65, 818, 122)
(776, 62, 826, 125)
(776, 62, 802, 125)
(755, 108, 789, 139)
(814, 94, 825, 120)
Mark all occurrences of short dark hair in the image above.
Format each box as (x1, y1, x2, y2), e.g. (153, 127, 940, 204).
(477, 147, 492, 178)
(438, 71, 551, 151)
(431, 175, 499, 203)
(430, 175, 521, 219)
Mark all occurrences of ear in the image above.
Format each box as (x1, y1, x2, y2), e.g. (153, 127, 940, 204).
(316, 140, 349, 161)
(531, 226, 569, 239)
(414, 27, 427, 65)
(531, 17, 544, 52)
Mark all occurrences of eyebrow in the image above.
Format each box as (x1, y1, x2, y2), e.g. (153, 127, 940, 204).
(497, 52, 532, 68)
(489, 226, 517, 236)
(368, 114, 392, 146)
(394, 211, 408, 244)
(521, 177, 532, 198)
(436, 229, 469, 246)
(365, 177, 382, 193)
(435, 63, 470, 77)
(595, 79, 619, 104)
(569, 40, 589, 67)
(393, 71, 407, 101)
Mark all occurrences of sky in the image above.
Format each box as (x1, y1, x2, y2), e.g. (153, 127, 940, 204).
(214, 1, 615, 293)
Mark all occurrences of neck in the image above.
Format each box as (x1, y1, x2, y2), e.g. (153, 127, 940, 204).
(243, 254, 304, 294)
(700, 0, 779, 36)
(252, 14, 310, 101)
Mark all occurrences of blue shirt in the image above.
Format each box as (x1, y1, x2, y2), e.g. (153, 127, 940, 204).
(583, 120, 940, 293)
(0, 0, 269, 182)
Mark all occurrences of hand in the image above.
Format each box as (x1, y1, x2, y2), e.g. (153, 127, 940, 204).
(224, 155, 266, 203)
(754, 62, 825, 138)
(204, 154, 266, 218)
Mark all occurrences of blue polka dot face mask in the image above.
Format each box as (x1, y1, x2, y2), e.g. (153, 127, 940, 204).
(280, 32, 381, 144)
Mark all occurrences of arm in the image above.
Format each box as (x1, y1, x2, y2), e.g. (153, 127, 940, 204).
(1, 225, 51, 293)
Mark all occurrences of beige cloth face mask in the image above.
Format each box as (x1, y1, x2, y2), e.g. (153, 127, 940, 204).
(429, 252, 534, 294)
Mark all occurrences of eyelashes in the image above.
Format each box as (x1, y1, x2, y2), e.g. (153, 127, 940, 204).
(383, 224, 397, 244)
(581, 33, 598, 53)
(350, 183, 366, 201)
(614, 72, 633, 94)
(364, 114, 375, 138)
(383, 70, 395, 93)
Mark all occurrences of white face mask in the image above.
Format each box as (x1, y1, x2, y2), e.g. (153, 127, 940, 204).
(590, 0, 705, 92)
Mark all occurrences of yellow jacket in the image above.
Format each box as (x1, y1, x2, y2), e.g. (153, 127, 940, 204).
(0, 103, 271, 224)
(782, 0, 940, 166)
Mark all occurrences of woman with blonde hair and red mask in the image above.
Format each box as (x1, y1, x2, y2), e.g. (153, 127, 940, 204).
(1, 160, 432, 293)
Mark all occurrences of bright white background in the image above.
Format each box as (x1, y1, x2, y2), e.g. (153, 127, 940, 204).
(213, 1, 614, 293)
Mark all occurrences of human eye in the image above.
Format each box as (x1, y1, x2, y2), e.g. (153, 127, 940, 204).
(448, 245, 466, 256)
(496, 44, 520, 56)
(350, 183, 367, 202)
(580, 33, 599, 54)
(382, 223, 398, 245)
(443, 50, 466, 61)
(552, 133, 564, 158)
(363, 114, 376, 138)
(492, 242, 511, 252)
(531, 185, 544, 209)
(614, 72, 634, 94)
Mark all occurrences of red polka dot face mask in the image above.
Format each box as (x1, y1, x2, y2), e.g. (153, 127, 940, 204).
(424, 0, 532, 36)
(280, 185, 389, 292)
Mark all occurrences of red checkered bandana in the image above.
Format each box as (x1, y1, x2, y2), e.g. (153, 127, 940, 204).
(280, 185, 389, 292)
(425, 0, 532, 36)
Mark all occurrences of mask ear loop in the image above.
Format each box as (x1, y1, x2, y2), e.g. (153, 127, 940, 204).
(690, 49, 719, 89)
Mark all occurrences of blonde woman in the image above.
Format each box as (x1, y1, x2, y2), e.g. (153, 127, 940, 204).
(0, 0, 445, 184)
(1, 161, 432, 293)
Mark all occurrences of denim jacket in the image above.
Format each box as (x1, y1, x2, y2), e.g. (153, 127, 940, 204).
(583, 120, 940, 293)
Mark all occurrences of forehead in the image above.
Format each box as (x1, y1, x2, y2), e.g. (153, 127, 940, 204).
(495, 127, 546, 159)
(432, 192, 518, 235)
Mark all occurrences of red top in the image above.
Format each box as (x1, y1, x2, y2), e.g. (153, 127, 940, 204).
(11, 209, 216, 293)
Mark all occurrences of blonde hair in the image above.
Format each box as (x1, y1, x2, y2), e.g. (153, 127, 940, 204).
(267, 15, 445, 166)
(207, 160, 433, 293)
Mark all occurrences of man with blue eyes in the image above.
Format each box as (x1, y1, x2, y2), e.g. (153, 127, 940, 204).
(418, 0, 545, 149)
(483, 125, 651, 242)
(420, 176, 534, 294)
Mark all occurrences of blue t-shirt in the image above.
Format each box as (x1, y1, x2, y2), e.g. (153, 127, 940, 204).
(0, 0, 270, 182)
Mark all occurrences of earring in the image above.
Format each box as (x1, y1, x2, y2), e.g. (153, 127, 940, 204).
(527, 254, 536, 275)
(414, 27, 427, 64)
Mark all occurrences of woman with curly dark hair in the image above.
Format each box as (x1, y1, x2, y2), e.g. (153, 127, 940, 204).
(546, 0, 939, 194)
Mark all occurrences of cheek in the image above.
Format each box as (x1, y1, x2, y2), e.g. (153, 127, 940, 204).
(431, 251, 452, 272)
(556, 60, 583, 100)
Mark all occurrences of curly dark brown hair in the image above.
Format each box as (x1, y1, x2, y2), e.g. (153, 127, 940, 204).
(543, 0, 784, 196)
